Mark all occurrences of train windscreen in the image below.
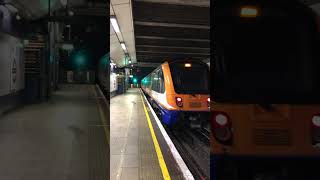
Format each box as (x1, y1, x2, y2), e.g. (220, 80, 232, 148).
(213, 4, 320, 103)
(169, 62, 209, 94)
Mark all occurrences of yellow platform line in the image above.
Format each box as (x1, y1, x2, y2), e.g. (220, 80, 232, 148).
(91, 86, 110, 145)
(140, 93, 171, 180)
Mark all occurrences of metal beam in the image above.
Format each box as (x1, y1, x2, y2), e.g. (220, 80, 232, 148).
(134, 21, 209, 29)
(134, 25, 209, 40)
(137, 54, 207, 59)
(134, 62, 161, 67)
(136, 50, 210, 56)
(136, 45, 210, 50)
(135, 35, 210, 42)
(301, 0, 320, 5)
(135, 38, 209, 48)
(134, 0, 210, 7)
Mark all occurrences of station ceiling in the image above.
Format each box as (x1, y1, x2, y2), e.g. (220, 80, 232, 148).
(10, 0, 107, 20)
(110, 0, 136, 67)
(132, 0, 210, 63)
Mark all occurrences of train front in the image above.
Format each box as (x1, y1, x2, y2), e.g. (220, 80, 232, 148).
(163, 61, 210, 129)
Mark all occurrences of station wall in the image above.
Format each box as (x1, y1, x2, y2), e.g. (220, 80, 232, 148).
(0, 32, 24, 96)
(0, 32, 24, 114)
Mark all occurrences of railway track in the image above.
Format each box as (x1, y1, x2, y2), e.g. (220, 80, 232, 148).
(168, 128, 210, 180)
(144, 93, 210, 179)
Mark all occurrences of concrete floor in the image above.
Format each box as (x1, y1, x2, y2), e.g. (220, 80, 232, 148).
(0, 84, 109, 180)
(110, 88, 164, 180)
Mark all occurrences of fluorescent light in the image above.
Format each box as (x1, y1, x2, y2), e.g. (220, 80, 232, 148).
(110, 16, 120, 33)
(240, 6, 258, 18)
(16, 14, 21, 20)
(5, 4, 18, 13)
(61, 44, 74, 50)
(120, 43, 127, 51)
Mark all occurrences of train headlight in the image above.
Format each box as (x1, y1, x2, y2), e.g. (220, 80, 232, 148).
(211, 112, 233, 144)
(312, 114, 320, 145)
(312, 115, 320, 127)
(175, 97, 183, 107)
(215, 114, 228, 126)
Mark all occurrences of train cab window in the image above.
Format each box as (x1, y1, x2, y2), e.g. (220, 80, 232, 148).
(214, 4, 320, 103)
(169, 62, 209, 94)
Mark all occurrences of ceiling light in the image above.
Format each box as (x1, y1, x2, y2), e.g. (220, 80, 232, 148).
(15, 14, 21, 20)
(120, 42, 127, 51)
(60, 0, 68, 6)
(110, 16, 120, 33)
(240, 6, 259, 18)
(68, 10, 74, 16)
(4, 4, 18, 13)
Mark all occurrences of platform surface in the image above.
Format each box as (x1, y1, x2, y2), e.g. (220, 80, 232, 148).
(110, 88, 163, 180)
(0, 84, 109, 180)
(110, 88, 186, 180)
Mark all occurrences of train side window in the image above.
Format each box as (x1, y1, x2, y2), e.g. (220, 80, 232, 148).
(152, 71, 159, 92)
(159, 69, 165, 93)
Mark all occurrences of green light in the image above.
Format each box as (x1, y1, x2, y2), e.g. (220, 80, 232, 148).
(142, 79, 147, 84)
(75, 54, 85, 66)
(133, 78, 138, 84)
(69, 49, 94, 71)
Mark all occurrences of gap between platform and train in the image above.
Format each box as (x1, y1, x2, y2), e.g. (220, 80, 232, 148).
(140, 89, 195, 180)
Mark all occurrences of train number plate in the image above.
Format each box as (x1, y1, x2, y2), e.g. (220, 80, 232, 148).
(189, 102, 201, 108)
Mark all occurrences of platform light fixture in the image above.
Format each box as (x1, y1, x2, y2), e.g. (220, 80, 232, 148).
(133, 78, 138, 84)
(110, 16, 120, 33)
(15, 14, 21, 20)
(120, 42, 127, 51)
(240, 6, 259, 18)
(4, 4, 18, 13)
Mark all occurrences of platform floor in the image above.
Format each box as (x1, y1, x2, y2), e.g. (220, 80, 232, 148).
(110, 88, 185, 180)
(110, 88, 164, 180)
(0, 84, 109, 180)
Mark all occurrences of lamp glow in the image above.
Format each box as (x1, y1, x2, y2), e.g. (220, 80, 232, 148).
(240, 6, 259, 18)
(121, 43, 127, 51)
(110, 17, 120, 33)
(185, 63, 192, 68)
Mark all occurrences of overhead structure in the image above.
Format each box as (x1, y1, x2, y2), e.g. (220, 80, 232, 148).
(132, 0, 210, 63)
(9, 0, 106, 20)
(110, 0, 136, 67)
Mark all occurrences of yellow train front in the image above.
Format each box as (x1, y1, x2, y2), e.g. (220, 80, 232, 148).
(141, 60, 210, 129)
(211, 1, 320, 179)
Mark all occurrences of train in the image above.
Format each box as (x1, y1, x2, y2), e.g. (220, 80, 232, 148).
(212, 1, 320, 179)
(141, 60, 210, 129)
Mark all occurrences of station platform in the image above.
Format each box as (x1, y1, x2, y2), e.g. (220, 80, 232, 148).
(0, 84, 109, 180)
(110, 88, 191, 180)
